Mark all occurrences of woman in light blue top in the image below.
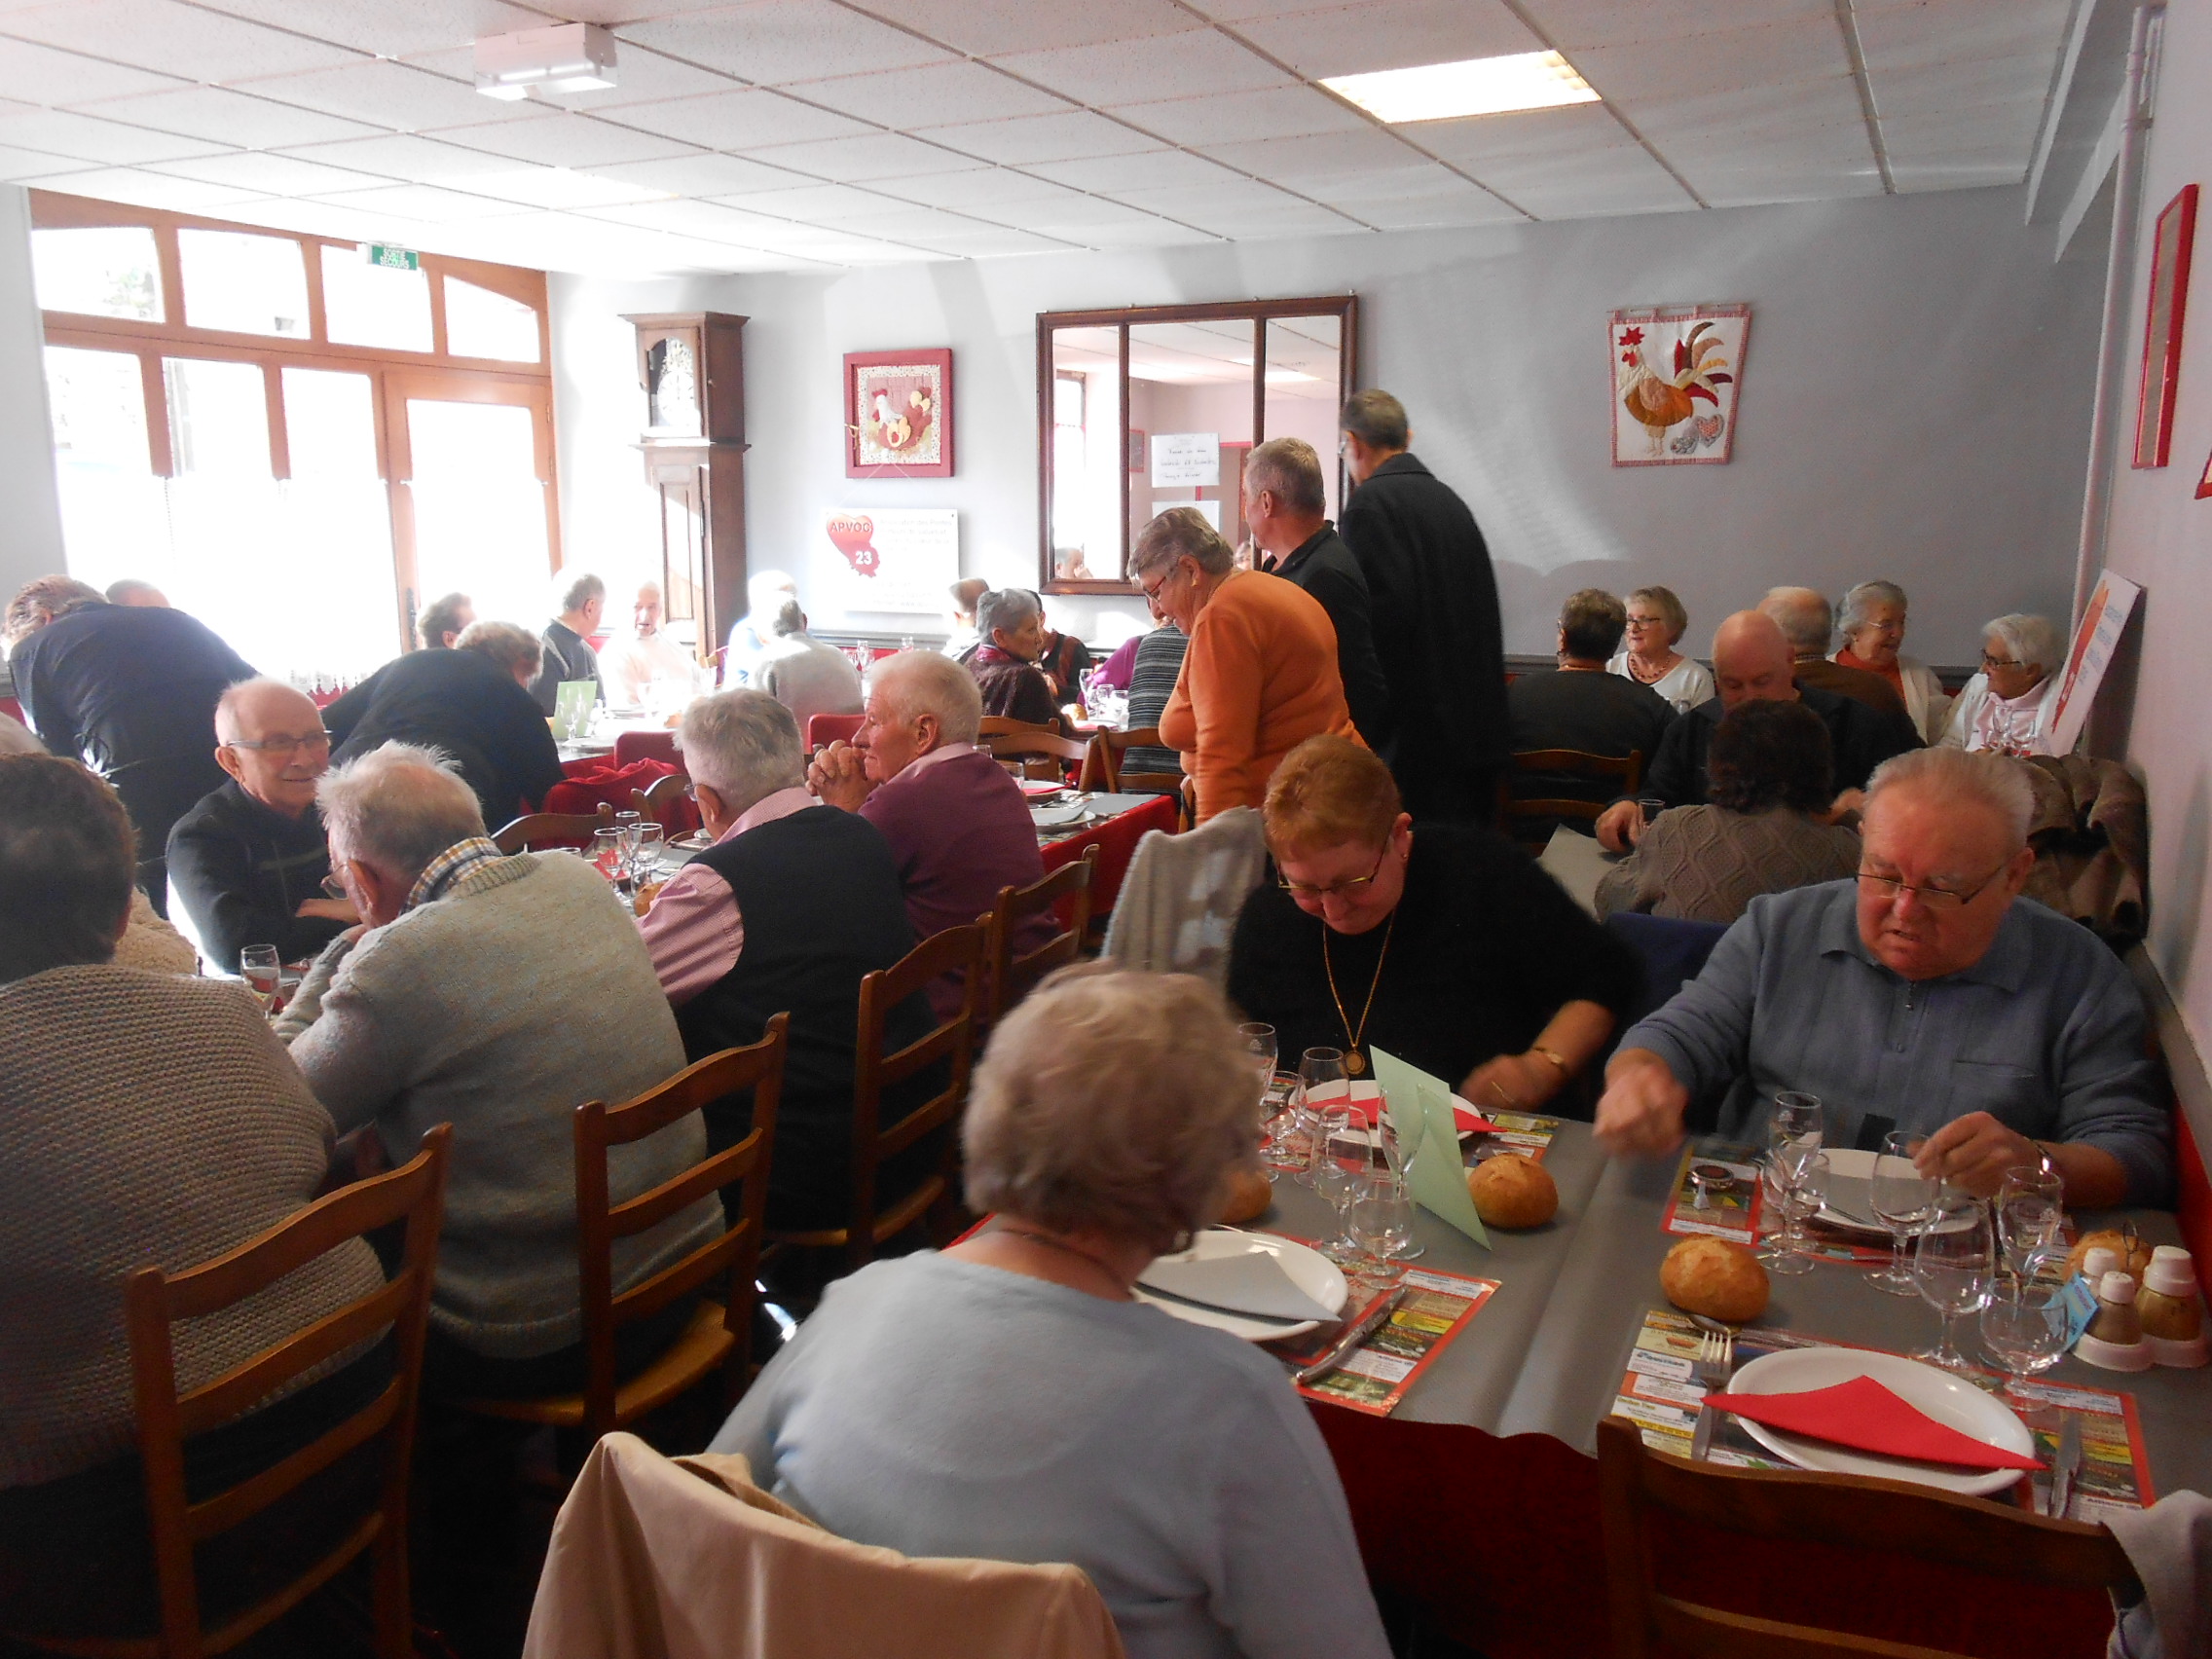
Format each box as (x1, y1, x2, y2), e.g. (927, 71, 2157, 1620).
(713, 968, 1390, 1659)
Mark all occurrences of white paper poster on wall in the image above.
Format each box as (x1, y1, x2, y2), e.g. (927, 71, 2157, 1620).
(2042, 571, 2142, 756)
(821, 507, 959, 616)
(1151, 432, 1220, 488)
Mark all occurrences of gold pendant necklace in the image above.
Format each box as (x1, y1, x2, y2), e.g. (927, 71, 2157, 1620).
(1322, 909, 1396, 1077)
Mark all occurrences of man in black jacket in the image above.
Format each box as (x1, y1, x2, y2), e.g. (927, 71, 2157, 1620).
(1336, 390, 1509, 823)
(1508, 589, 1675, 833)
(1243, 436, 1392, 752)
(530, 571, 604, 715)
(4, 576, 253, 911)
(322, 622, 564, 830)
(169, 678, 354, 973)
(1593, 609, 1920, 851)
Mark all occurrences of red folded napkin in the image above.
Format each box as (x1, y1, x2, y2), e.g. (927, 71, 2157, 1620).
(1310, 1090, 1496, 1136)
(1704, 1376, 2043, 1471)
(1018, 779, 1065, 797)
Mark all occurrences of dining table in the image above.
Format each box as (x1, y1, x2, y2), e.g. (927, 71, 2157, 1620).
(1235, 1121, 2207, 1659)
(1033, 790, 1179, 923)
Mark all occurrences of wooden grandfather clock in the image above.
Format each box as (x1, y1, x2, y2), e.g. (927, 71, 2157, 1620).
(623, 311, 748, 662)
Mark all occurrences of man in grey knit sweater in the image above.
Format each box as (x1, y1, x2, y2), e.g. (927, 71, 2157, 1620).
(276, 742, 719, 1393)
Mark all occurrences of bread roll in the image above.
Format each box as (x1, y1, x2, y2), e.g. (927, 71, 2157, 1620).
(1466, 1154, 1558, 1229)
(1216, 1165, 1273, 1225)
(1661, 1236, 1769, 1324)
(2067, 1230, 2154, 1283)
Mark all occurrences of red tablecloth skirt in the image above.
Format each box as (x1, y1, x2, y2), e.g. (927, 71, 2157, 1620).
(1039, 793, 1177, 923)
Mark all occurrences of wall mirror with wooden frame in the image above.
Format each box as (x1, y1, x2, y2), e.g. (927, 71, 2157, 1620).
(1037, 296, 1357, 595)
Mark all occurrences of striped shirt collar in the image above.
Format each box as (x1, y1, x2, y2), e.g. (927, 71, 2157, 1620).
(406, 836, 507, 911)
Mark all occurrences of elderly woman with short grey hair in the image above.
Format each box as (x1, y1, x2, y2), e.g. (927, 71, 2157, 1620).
(1834, 579, 1948, 743)
(1608, 584, 1714, 713)
(712, 968, 1392, 1659)
(966, 586, 1064, 730)
(1940, 612, 2063, 756)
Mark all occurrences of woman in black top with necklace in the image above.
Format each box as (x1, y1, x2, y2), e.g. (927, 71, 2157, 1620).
(1227, 736, 1638, 1115)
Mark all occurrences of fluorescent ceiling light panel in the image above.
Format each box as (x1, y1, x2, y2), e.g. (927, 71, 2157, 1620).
(475, 24, 617, 101)
(1321, 52, 1598, 124)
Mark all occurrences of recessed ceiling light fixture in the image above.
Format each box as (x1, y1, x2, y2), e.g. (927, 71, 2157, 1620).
(474, 23, 618, 100)
(1321, 50, 1598, 124)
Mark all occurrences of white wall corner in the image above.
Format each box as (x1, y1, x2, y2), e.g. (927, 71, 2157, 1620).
(0, 185, 64, 601)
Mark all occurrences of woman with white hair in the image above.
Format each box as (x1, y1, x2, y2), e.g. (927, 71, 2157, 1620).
(711, 968, 1391, 1659)
(1607, 585, 1714, 714)
(1834, 580, 1948, 744)
(1939, 612, 2063, 756)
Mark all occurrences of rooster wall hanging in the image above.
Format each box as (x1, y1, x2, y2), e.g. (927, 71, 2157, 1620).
(1609, 304, 1750, 466)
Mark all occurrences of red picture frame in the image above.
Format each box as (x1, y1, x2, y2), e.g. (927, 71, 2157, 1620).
(844, 348, 953, 478)
(2133, 184, 2196, 469)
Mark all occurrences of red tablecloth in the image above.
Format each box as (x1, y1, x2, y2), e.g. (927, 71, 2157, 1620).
(1039, 793, 1177, 923)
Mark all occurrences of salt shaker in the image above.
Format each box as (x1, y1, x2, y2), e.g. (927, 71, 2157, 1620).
(2077, 1271, 2155, 1371)
(2137, 1246, 2208, 1368)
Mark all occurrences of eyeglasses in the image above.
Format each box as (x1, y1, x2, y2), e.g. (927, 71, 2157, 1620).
(1856, 860, 2010, 913)
(1625, 614, 1667, 628)
(227, 730, 331, 756)
(320, 871, 348, 899)
(1138, 569, 1175, 604)
(1277, 843, 1390, 902)
(1979, 652, 2024, 671)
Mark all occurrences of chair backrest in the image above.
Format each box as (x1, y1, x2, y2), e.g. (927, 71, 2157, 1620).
(844, 923, 984, 1271)
(1499, 748, 1643, 841)
(1078, 726, 1164, 793)
(123, 1127, 452, 1659)
(630, 772, 690, 829)
(572, 1018, 787, 1441)
(1100, 805, 1266, 986)
(1595, 1417, 2139, 1659)
(979, 719, 1088, 778)
(612, 729, 682, 770)
(493, 801, 616, 853)
(806, 712, 865, 751)
(982, 847, 1096, 1028)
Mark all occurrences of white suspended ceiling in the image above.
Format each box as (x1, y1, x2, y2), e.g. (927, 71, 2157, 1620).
(0, 0, 2079, 276)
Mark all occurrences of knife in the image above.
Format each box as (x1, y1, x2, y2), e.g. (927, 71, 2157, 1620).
(1134, 1280, 1313, 1326)
(2049, 1415, 2082, 1520)
(1297, 1287, 1408, 1384)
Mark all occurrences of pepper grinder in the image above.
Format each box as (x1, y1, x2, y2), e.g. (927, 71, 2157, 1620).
(2077, 1271, 2155, 1372)
(2137, 1246, 2208, 1368)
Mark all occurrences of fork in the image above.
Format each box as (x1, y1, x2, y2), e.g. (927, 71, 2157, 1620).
(1688, 1325, 1735, 1460)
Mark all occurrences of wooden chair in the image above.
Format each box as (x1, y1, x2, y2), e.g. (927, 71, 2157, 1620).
(492, 801, 615, 853)
(979, 718, 1089, 782)
(1595, 1416, 2141, 1659)
(630, 772, 689, 830)
(1078, 725, 1167, 793)
(1497, 748, 1642, 845)
(450, 1020, 787, 1446)
(805, 712, 864, 751)
(982, 847, 1097, 1028)
(768, 924, 984, 1274)
(4, 1129, 453, 1659)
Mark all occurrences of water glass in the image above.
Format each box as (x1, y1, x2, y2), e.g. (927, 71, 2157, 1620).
(628, 821, 664, 883)
(1979, 1268, 2071, 1414)
(1259, 1074, 1309, 1180)
(1238, 1022, 1277, 1099)
(1349, 1174, 1416, 1286)
(1913, 1196, 1996, 1373)
(1769, 1150, 1828, 1276)
(240, 944, 281, 1014)
(1868, 1130, 1939, 1297)
(1996, 1163, 2065, 1274)
(1300, 1047, 1347, 1102)
(592, 827, 629, 891)
(1309, 1102, 1360, 1257)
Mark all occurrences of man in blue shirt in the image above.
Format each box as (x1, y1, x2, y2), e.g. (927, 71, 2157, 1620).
(1596, 747, 2167, 1208)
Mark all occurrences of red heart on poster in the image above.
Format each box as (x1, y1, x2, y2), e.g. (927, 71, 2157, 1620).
(826, 512, 880, 577)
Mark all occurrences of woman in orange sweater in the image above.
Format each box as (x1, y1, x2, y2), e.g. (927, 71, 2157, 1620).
(1134, 507, 1360, 823)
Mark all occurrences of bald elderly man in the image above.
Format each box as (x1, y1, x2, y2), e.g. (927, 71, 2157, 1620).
(1594, 609, 1918, 852)
(167, 677, 356, 973)
(1595, 748, 2167, 1208)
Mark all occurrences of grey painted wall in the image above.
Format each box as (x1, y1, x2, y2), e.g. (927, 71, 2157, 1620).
(0, 186, 65, 611)
(553, 183, 2106, 663)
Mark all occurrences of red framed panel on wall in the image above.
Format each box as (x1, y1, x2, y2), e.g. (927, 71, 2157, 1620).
(2133, 182, 2197, 469)
(845, 348, 952, 478)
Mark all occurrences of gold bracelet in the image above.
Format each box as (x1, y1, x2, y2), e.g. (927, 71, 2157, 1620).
(1530, 1045, 1570, 1077)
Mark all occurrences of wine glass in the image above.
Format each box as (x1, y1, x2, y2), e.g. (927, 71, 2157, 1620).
(1238, 1023, 1277, 1100)
(1769, 1149, 1828, 1276)
(1979, 1264, 2071, 1417)
(240, 944, 281, 1014)
(629, 821, 664, 884)
(1309, 1101, 1360, 1257)
(1259, 1074, 1309, 1181)
(1995, 1163, 2065, 1275)
(1913, 1195, 1996, 1374)
(1758, 1092, 1823, 1263)
(592, 827, 628, 887)
(1349, 1174, 1415, 1288)
(1868, 1130, 1938, 1297)
(1300, 1047, 1346, 1104)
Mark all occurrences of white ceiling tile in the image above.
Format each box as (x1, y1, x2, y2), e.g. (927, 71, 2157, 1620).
(1199, 126, 1419, 187)
(1412, 101, 1627, 166)
(1235, 0, 1544, 79)
(1880, 107, 2042, 156)
(746, 129, 982, 181)
(0, 139, 90, 179)
(1851, 0, 2072, 75)
(824, 203, 1005, 240)
(0, 106, 224, 165)
(860, 165, 1086, 210)
(1571, 18, 1845, 102)
(240, 60, 542, 131)
(1888, 151, 2031, 194)
(580, 195, 803, 240)
(910, 109, 1162, 165)
(0, 0, 365, 83)
(1340, 186, 1523, 229)
(311, 180, 535, 221)
(429, 110, 702, 166)
(150, 149, 392, 195)
(1059, 216, 1216, 249)
(398, 40, 739, 109)
(18, 164, 266, 211)
(737, 225, 934, 262)
(196, 0, 542, 58)
(895, 223, 1078, 257)
(1028, 147, 1248, 192)
(582, 149, 807, 195)
(988, 29, 1295, 104)
(596, 86, 869, 147)
(969, 192, 1171, 230)
(68, 86, 383, 148)
(830, 0, 1196, 57)
(1108, 174, 1317, 216)
(211, 196, 407, 240)
(516, 0, 774, 21)
(0, 36, 187, 105)
(1870, 55, 2059, 119)
(1108, 85, 1371, 147)
(438, 164, 675, 208)
(1473, 142, 1693, 218)
(711, 178, 914, 222)
(623, 2, 956, 84)
(784, 59, 1072, 127)
(1521, 0, 1835, 52)
(1619, 76, 1869, 141)
(276, 131, 534, 184)
(1179, 199, 1361, 239)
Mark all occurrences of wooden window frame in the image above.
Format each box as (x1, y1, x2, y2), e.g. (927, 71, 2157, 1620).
(1034, 294, 1358, 596)
(30, 189, 558, 652)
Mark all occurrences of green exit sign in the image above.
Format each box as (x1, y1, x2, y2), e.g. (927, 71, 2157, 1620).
(364, 243, 420, 271)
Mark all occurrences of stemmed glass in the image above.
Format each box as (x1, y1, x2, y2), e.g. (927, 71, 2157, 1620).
(1996, 1163, 2065, 1274)
(1868, 1130, 1939, 1297)
(1238, 1023, 1277, 1101)
(629, 822, 664, 885)
(1913, 1195, 1996, 1374)
(1769, 1151, 1829, 1276)
(1349, 1174, 1416, 1289)
(1979, 1262, 2072, 1418)
(592, 827, 629, 891)
(1309, 1101, 1361, 1258)
(1757, 1093, 1824, 1266)
(240, 944, 281, 1014)
(1259, 1074, 1309, 1183)
(1300, 1047, 1346, 1102)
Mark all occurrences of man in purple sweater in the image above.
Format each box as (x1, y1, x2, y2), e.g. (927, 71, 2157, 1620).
(807, 651, 1051, 1014)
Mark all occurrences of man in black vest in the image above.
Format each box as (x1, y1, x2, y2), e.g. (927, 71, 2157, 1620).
(637, 689, 936, 1233)
(1337, 389, 1510, 824)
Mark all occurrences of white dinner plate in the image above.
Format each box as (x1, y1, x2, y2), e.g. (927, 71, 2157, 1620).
(1134, 1229, 1347, 1342)
(1029, 802, 1089, 828)
(1721, 1346, 2033, 1495)
(1811, 1148, 1979, 1236)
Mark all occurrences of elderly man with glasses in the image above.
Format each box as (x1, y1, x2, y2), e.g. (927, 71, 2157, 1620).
(167, 677, 356, 975)
(1595, 747, 2168, 1208)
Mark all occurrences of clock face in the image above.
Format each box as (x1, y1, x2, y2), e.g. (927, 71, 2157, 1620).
(646, 333, 700, 434)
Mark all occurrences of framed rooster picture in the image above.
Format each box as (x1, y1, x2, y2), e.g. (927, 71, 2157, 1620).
(1609, 304, 1751, 466)
(845, 349, 953, 478)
